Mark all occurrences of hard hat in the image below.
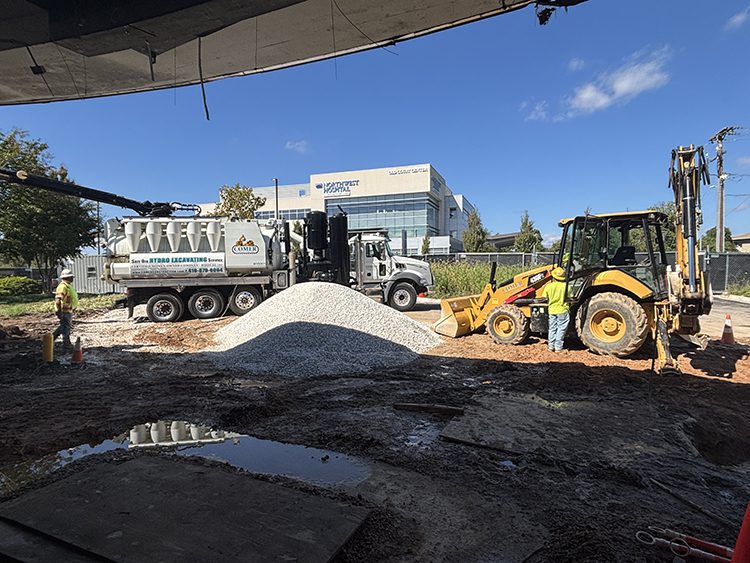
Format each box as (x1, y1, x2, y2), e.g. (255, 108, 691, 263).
(60, 269, 74, 279)
(551, 267, 565, 281)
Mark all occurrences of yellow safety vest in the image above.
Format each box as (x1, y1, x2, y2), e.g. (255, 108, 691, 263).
(55, 281, 79, 313)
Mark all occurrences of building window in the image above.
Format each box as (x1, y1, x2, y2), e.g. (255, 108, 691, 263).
(255, 208, 311, 220)
(86, 266, 97, 279)
(449, 230, 457, 238)
(449, 207, 457, 219)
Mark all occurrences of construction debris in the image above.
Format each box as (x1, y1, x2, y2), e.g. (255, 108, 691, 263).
(207, 282, 442, 376)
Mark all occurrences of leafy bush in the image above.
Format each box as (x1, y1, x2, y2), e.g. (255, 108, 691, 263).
(430, 261, 526, 298)
(0, 276, 42, 296)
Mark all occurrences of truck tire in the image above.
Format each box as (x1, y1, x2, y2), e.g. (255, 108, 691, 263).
(146, 293, 184, 323)
(487, 304, 530, 345)
(576, 292, 648, 357)
(388, 282, 417, 312)
(188, 289, 225, 319)
(228, 286, 262, 316)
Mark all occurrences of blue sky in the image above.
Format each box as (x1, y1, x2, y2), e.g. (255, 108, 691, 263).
(1, 0, 749, 243)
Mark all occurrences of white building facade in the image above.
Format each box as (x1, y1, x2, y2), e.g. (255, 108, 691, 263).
(250, 164, 475, 254)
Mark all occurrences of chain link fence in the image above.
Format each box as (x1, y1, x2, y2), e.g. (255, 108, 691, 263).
(420, 251, 750, 294)
(707, 253, 750, 293)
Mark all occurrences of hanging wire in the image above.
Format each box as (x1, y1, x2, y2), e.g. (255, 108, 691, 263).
(330, 0, 338, 79)
(82, 54, 87, 95)
(728, 196, 750, 214)
(198, 36, 210, 120)
(25, 46, 53, 96)
(254, 17, 259, 70)
(173, 48, 177, 106)
(332, 0, 398, 55)
(55, 44, 80, 98)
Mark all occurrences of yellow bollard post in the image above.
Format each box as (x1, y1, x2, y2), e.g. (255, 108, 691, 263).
(42, 333, 54, 363)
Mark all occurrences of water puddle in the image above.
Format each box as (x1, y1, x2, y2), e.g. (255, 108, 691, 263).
(1, 421, 371, 495)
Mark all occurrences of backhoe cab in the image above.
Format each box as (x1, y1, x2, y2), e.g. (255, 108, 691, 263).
(434, 145, 711, 374)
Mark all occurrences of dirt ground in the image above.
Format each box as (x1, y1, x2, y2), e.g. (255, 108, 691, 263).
(1, 300, 749, 562)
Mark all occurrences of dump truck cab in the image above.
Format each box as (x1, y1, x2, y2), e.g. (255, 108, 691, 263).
(350, 231, 434, 311)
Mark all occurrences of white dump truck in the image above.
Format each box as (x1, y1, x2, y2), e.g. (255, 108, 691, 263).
(0, 167, 433, 321)
(349, 231, 434, 312)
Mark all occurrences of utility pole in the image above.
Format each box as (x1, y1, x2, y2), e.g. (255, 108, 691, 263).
(272, 177, 279, 220)
(710, 126, 740, 252)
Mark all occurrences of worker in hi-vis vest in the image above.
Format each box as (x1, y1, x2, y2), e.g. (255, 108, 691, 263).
(53, 268, 78, 350)
(541, 266, 570, 352)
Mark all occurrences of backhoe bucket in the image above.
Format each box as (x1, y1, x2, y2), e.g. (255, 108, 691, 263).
(433, 296, 478, 338)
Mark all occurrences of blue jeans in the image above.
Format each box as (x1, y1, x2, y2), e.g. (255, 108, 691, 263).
(548, 312, 570, 352)
(53, 312, 73, 347)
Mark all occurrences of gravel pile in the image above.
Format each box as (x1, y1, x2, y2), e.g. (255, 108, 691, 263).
(207, 282, 442, 376)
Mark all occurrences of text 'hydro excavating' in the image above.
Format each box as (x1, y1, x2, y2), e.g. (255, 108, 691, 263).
(434, 145, 712, 373)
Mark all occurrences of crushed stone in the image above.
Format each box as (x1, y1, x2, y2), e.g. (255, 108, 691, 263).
(206, 282, 442, 376)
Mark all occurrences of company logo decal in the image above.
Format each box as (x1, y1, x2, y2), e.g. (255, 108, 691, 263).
(529, 272, 546, 285)
(314, 179, 360, 197)
(231, 235, 260, 254)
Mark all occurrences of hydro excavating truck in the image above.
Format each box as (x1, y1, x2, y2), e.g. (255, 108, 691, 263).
(0, 168, 433, 321)
(434, 145, 712, 373)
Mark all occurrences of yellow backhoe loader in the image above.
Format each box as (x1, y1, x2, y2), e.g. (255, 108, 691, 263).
(434, 145, 712, 373)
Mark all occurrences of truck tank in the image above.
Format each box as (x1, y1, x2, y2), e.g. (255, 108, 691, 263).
(104, 216, 282, 281)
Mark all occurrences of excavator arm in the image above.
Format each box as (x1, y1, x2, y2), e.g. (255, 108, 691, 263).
(667, 145, 711, 318)
(0, 167, 199, 217)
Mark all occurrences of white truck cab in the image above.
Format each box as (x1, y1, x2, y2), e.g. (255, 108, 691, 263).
(350, 232, 434, 311)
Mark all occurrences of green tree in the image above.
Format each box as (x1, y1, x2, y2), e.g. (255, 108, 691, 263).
(420, 232, 431, 255)
(0, 129, 98, 292)
(210, 184, 266, 219)
(463, 210, 491, 253)
(514, 210, 544, 252)
(290, 220, 303, 255)
(701, 227, 738, 252)
(627, 201, 677, 252)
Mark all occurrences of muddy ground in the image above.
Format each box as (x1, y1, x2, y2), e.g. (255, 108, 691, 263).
(1, 301, 749, 562)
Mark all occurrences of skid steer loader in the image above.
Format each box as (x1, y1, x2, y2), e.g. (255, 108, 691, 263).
(434, 145, 712, 373)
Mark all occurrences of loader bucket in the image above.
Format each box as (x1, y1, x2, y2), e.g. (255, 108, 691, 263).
(433, 296, 478, 338)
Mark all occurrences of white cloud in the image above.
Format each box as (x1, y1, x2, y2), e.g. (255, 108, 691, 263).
(568, 57, 585, 72)
(561, 47, 670, 119)
(524, 101, 548, 121)
(725, 7, 750, 31)
(542, 232, 561, 247)
(284, 140, 309, 154)
(738, 156, 750, 168)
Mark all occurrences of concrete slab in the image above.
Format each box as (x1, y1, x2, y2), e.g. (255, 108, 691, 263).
(0, 457, 369, 562)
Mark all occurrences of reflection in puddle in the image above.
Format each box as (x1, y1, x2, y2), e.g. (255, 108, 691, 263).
(0, 421, 371, 495)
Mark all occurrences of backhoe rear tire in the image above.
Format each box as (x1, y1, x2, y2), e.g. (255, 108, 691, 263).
(487, 305, 530, 345)
(576, 292, 648, 357)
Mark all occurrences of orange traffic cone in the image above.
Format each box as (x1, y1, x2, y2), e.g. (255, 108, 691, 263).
(732, 501, 750, 563)
(71, 337, 84, 364)
(722, 314, 736, 345)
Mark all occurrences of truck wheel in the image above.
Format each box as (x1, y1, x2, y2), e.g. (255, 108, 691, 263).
(228, 286, 262, 316)
(388, 282, 417, 312)
(146, 293, 184, 323)
(487, 305, 530, 345)
(188, 289, 225, 319)
(576, 292, 648, 357)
